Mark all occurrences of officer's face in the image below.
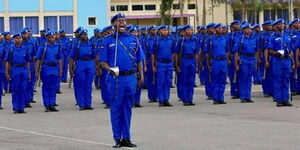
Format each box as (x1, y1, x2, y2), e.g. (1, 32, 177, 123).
(96, 32, 101, 37)
(215, 27, 222, 34)
(4, 34, 11, 40)
(222, 28, 228, 33)
(254, 27, 261, 32)
(160, 29, 169, 36)
(185, 28, 193, 37)
(276, 23, 284, 31)
(47, 35, 56, 43)
(207, 27, 215, 34)
(197, 29, 201, 33)
(75, 33, 79, 38)
(80, 33, 88, 41)
(150, 29, 156, 35)
(243, 28, 252, 35)
(266, 25, 272, 31)
(114, 18, 126, 33)
(23, 32, 30, 39)
(232, 24, 240, 31)
(130, 31, 139, 37)
(180, 30, 185, 36)
(14, 36, 23, 45)
(141, 30, 147, 35)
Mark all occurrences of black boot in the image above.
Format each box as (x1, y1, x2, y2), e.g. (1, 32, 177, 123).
(276, 102, 283, 107)
(25, 104, 32, 108)
(283, 102, 293, 107)
(0, 105, 3, 109)
(134, 103, 143, 108)
(49, 106, 59, 112)
(45, 106, 51, 112)
(112, 139, 122, 148)
(121, 139, 137, 147)
(164, 101, 173, 107)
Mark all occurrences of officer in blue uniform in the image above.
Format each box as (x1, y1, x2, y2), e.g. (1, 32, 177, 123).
(69, 29, 96, 110)
(233, 24, 258, 103)
(5, 33, 31, 114)
(22, 28, 37, 107)
(204, 23, 228, 105)
(266, 19, 294, 107)
(175, 26, 185, 102)
(100, 13, 144, 148)
(175, 24, 199, 106)
(2, 31, 13, 93)
(261, 21, 274, 97)
(150, 25, 175, 107)
(252, 24, 263, 85)
(0, 33, 4, 109)
(90, 28, 102, 90)
(36, 31, 62, 112)
(139, 26, 148, 89)
(59, 29, 71, 83)
(37, 29, 48, 46)
(197, 26, 207, 85)
(144, 25, 158, 103)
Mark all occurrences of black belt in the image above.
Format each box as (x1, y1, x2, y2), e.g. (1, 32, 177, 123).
(13, 63, 26, 67)
(79, 57, 92, 61)
(212, 56, 227, 60)
(183, 54, 195, 59)
(157, 59, 172, 63)
(119, 70, 135, 76)
(43, 62, 58, 67)
(241, 53, 256, 57)
(274, 55, 289, 59)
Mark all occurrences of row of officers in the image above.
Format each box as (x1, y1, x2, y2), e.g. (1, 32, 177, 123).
(0, 13, 299, 148)
(0, 18, 299, 115)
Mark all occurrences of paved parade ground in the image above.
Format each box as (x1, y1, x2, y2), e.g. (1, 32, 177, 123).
(0, 83, 300, 150)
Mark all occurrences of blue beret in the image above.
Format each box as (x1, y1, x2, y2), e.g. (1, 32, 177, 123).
(197, 26, 201, 29)
(128, 27, 138, 33)
(23, 26, 32, 32)
(252, 24, 260, 29)
(79, 29, 88, 35)
(223, 25, 229, 28)
(126, 25, 133, 31)
(183, 24, 193, 30)
(74, 27, 84, 33)
(290, 18, 299, 26)
(102, 25, 114, 32)
(230, 20, 240, 26)
(12, 33, 22, 38)
(148, 25, 157, 31)
(213, 23, 222, 28)
(200, 26, 206, 30)
(140, 26, 148, 31)
(94, 28, 100, 33)
(176, 26, 184, 32)
(206, 23, 215, 28)
(241, 24, 251, 30)
(111, 13, 125, 23)
(158, 25, 168, 31)
(262, 21, 272, 26)
(273, 19, 284, 26)
(45, 30, 56, 37)
(2, 32, 10, 36)
(59, 29, 65, 33)
(21, 28, 31, 34)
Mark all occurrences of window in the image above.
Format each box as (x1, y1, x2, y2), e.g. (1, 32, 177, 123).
(145, 4, 156, 10)
(44, 16, 58, 30)
(0, 17, 4, 33)
(264, 10, 276, 21)
(111, 6, 115, 11)
(294, 8, 300, 18)
(173, 4, 180, 10)
(188, 4, 196, 9)
(247, 10, 259, 24)
(88, 17, 97, 26)
(116, 5, 128, 11)
(25, 17, 39, 34)
(233, 11, 242, 21)
(60, 16, 73, 34)
(132, 5, 143, 11)
(277, 9, 289, 21)
(9, 17, 23, 34)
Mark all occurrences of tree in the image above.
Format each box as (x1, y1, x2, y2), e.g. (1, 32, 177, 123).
(159, 0, 174, 25)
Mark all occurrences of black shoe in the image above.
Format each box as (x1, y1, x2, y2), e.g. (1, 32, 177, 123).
(25, 104, 32, 108)
(207, 97, 212, 100)
(54, 103, 59, 106)
(121, 139, 137, 147)
(112, 139, 122, 148)
(183, 102, 190, 106)
(276, 102, 283, 107)
(164, 101, 173, 107)
(283, 102, 293, 107)
(134, 103, 143, 108)
(213, 101, 219, 105)
(0, 106, 3, 109)
(45, 106, 51, 112)
(30, 100, 36, 103)
(296, 92, 300, 95)
(18, 110, 26, 114)
(240, 100, 247, 103)
(49, 106, 59, 112)
(170, 85, 175, 88)
(292, 92, 297, 96)
(33, 90, 37, 93)
(85, 107, 94, 110)
(13, 111, 19, 114)
(247, 100, 254, 103)
(189, 102, 195, 106)
(56, 91, 62, 94)
(79, 107, 85, 110)
(159, 103, 164, 107)
(219, 101, 227, 104)
(4, 91, 8, 93)
(178, 99, 182, 101)
(231, 96, 238, 99)
(153, 99, 158, 102)
(104, 104, 110, 109)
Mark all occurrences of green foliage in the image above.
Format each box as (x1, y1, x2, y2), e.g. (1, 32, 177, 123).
(159, 0, 174, 25)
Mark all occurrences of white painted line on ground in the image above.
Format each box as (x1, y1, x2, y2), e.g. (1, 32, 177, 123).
(0, 126, 137, 150)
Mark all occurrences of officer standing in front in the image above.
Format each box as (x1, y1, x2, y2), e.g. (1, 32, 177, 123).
(36, 31, 62, 112)
(59, 29, 71, 83)
(5, 33, 31, 114)
(100, 13, 144, 148)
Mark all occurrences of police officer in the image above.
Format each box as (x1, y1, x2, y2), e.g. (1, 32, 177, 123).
(37, 29, 48, 46)
(204, 23, 228, 105)
(0, 32, 4, 109)
(175, 24, 199, 106)
(2, 31, 13, 93)
(150, 25, 175, 107)
(100, 13, 144, 148)
(69, 29, 96, 110)
(233, 24, 258, 103)
(197, 26, 207, 86)
(266, 19, 294, 107)
(5, 33, 31, 114)
(252, 24, 263, 85)
(90, 28, 102, 90)
(59, 29, 71, 83)
(36, 31, 62, 112)
(175, 26, 185, 102)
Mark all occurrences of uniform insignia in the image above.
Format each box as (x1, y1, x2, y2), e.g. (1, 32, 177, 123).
(109, 44, 115, 47)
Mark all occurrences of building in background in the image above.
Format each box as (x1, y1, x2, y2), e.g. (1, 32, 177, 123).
(0, 0, 109, 36)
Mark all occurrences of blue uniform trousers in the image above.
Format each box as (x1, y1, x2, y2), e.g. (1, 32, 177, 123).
(108, 74, 137, 140)
(199, 59, 206, 84)
(180, 58, 196, 103)
(61, 56, 68, 81)
(211, 60, 227, 102)
(202, 58, 212, 98)
(262, 58, 273, 96)
(238, 58, 255, 100)
(253, 63, 263, 84)
(272, 57, 291, 103)
(156, 62, 173, 103)
(176, 72, 183, 100)
(74, 69, 94, 108)
(100, 70, 110, 104)
(94, 75, 101, 88)
(26, 63, 35, 103)
(42, 74, 59, 107)
(229, 60, 239, 97)
(11, 68, 28, 111)
(146, 59, 157, 100)
(134, 87, 142, 104)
